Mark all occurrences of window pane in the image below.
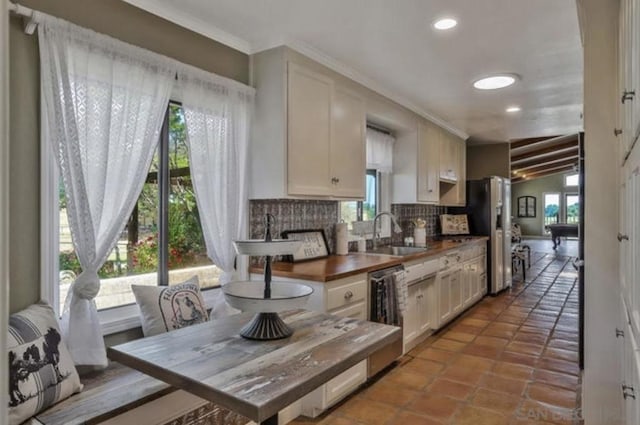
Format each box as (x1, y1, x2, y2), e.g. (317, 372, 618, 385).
(363, 172, 377, 221)
(58, 104, 222, 313)
(340, 201, 359, 228)
(166, 105, 219, 289)
(565, 173, 579, 186)
(58, 152, 160, 312)
(566, 194, 580, 224)
(543, 193, 560, 230)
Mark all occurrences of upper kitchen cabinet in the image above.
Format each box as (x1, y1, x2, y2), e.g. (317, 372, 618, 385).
(250, 47, 365, 199)
(392, 120, 440, 204)
(439, 131, 467, 206)
(417, 121, 440, 203)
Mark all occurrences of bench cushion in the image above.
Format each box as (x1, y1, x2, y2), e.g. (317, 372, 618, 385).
(35, 362, 172, 425)
(8, 303, 83, 425)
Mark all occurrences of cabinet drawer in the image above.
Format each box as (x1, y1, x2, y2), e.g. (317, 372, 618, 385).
(404, 262, 424, 284)
(330, 301, 367, 321)
(325, 360, 367, 407)
(327, 279, 367, 310)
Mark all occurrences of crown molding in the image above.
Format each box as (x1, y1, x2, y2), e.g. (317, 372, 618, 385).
(283, 40, 469, 140)
(122, 0, 251, 54)
(122, 0, 469, 140)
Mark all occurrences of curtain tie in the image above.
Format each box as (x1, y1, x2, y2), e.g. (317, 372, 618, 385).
(72, 270, 101, 300)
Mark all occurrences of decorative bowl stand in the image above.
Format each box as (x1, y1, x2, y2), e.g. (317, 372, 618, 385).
(225, 214, 313, 340)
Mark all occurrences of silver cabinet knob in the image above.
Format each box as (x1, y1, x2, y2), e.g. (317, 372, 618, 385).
(344, 290, 353, 300)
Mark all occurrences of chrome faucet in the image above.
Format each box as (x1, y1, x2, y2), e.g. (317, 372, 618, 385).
(372, 211, 403, 250)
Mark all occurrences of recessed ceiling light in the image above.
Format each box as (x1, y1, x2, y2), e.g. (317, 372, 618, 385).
(473, 74, 519, 90)
(506, 106, 521, 113)
(433, 18, 457, 30)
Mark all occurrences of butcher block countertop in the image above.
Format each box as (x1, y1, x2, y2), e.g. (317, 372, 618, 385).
(249, 236, 488, 283)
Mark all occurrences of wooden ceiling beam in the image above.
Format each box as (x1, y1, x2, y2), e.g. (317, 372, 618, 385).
(510, 135, 561, 150)
(512, 157, 579, 176)
(511, 140, 579, 163)
(512, 165, 576, 183)
(511, 152, 579, 171)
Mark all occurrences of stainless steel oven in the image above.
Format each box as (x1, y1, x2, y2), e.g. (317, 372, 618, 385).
(368, 265, 405, 377)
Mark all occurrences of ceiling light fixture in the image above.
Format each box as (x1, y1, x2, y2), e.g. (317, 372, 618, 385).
(506, 106, 521, 113)
(473, 74, 519, 90)
(433, 18, 457, 30)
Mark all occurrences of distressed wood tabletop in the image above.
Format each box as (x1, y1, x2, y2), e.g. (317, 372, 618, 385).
(107, 310, 401, 423)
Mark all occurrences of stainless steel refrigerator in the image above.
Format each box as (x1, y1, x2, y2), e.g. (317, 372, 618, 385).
(459, 176, 512, 294)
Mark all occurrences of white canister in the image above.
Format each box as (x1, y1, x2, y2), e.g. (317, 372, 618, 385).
(335, 222, 349, 255)
(357, 237, 367, 252)
(414, 228, 427, 247)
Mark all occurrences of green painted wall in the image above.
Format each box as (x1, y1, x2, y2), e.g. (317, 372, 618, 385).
(466, 144, 511, 180)
(510, 172, 579, 236)
(8, 0, 249, 313)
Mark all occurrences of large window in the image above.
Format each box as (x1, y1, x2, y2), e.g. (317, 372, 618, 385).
(340, 170, 378, 230)
(57, 103, 219, 312)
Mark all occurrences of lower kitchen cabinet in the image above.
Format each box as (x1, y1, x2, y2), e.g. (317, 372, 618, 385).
(403, 275, 436, 353)
(435, 244, 487, 329)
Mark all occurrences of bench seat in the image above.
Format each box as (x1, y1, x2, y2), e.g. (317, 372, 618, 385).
(34, 363, 248, 425)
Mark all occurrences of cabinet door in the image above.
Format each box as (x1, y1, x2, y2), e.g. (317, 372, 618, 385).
(456, 139, 466, 205)
(438, 272, 452, 326)
(439, 130, 454, 180)
(463, 263, 475, 306)
(331, 86, 366, 198)
(418, 122, 440, 203)
(418, 277, 435, 334)
(404, 283, 420, 344)
(287, 63, 332, 196)
(450, 269, 463, 314)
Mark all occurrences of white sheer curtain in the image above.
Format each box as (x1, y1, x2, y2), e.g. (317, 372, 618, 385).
(178, 65, 255, 318)
(366, 127, 395, 173)
(38, 14, 175, 366)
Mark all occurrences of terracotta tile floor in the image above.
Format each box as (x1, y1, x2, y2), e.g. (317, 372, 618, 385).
(291, 252, 582, 425)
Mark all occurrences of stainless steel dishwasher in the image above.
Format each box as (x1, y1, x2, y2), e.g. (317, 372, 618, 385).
(368, 265, 405, 377)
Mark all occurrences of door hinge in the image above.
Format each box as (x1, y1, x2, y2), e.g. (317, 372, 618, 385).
(618, 233, 630, 242)
(623, 384, 636, 400)
(622, 90, 636, 104)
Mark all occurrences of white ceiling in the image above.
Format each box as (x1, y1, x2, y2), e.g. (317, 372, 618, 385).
(125, 0, 584, 142)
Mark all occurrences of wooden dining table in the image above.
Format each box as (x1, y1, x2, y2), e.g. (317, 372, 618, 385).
(107, 309, 401, 425)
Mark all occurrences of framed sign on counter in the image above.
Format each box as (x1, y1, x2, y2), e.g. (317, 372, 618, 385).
(281, 229, 330, 262)
(517, 196, 536, 218)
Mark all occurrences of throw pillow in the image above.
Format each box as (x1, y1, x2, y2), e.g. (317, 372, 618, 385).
(8, 302, 83, 425)
(132, 276, 209, 337)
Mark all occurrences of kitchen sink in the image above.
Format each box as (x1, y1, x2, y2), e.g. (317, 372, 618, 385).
(366, 246, 429, 256)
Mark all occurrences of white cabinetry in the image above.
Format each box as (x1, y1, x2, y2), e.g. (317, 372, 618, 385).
(435, 243, 487, 329)
(439, 131, 467, 206)
(417, 121, 440, 203)
(299, 274, 368, 417)
(402, 258, 438, 353)
(250, 47, 365, 199)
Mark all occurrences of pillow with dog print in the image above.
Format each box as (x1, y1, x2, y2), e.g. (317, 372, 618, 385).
(132, 276, 209, 337)
(8, 302, 83, 425)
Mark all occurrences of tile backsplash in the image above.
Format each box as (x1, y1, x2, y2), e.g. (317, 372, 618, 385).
(390, 204, 447, 244)
(249, 199, 447, 255)
(249, 199, 340, 252)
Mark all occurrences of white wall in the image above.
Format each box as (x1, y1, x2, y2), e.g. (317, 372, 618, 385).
(1, 2, 10, 424)
(581, 0, 622, 423)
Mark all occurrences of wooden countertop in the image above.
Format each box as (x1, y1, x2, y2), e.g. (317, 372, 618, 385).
(250, 236, 488, 282)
